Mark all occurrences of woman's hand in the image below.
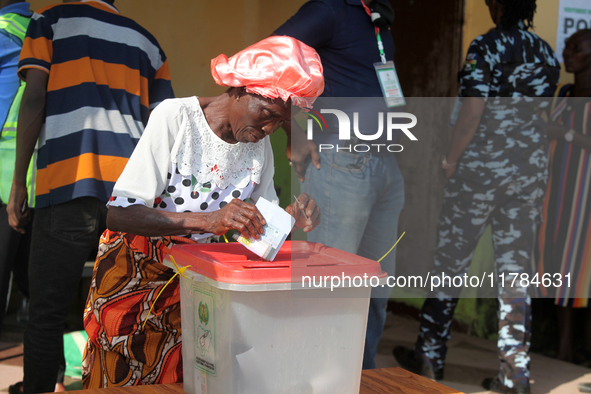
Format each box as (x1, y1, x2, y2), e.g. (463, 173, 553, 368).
(286, 193, 320, 232)
(207, 199, 267, 239)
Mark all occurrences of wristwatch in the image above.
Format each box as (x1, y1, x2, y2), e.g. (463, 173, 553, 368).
(565, 129, 575, 143)
(442, 156, 457, 170)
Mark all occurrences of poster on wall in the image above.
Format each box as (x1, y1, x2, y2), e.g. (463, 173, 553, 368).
(557, 0, 591, 62)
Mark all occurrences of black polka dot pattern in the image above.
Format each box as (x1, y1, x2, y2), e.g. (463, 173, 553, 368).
(127, 198, 136, 203)
(141, 164, 258, 243)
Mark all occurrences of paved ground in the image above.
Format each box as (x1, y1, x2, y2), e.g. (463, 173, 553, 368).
(0, 284, 87, 393)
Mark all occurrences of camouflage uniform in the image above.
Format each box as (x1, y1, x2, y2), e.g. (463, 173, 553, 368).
(414, 23, 559, 389)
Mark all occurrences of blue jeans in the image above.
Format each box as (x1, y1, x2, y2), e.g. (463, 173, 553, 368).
(301, 150, 405, 369)
(23, 197, 107, 394)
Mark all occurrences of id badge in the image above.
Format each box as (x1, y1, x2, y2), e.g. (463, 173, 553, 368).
(374, 61, 405, 108)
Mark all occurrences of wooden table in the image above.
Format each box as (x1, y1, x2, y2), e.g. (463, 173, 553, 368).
(66, 367, 463, 394)
(359, 368, 463, 393)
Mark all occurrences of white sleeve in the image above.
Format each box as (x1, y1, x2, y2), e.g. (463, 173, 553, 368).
(250, 136, 279, 205)
(109, 99, 185, 208)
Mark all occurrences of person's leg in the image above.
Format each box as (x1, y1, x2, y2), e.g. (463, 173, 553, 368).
(490, 178, 543, 391)
(357, 155, 404, 369)
(0, 203, 22, 332)
(13, 210, 33, 327)
(413, 296, 460, 373)
(23, 198, 107, 394)
(496, 296, 531, 389)
(556, 305, 574, 362)
(55, 360, 66, 392)
(12, 209, 33, 299)
(584, 307, 591, 354)
(412, 177, 496, 374)
(302, 151, 398, 369)
(302, 150, 374, 253)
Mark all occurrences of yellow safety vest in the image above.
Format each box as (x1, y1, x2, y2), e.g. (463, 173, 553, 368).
(0, 12, 35, 207)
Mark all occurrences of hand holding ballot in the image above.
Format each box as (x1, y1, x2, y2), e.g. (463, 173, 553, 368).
(208, 198, 268, 240)
(234, 194, 320, 260)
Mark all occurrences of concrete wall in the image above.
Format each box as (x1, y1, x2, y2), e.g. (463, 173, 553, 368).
(27, 0, 307, 97)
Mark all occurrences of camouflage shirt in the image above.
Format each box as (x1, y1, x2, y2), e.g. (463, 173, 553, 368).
(456, 23, 560, 183)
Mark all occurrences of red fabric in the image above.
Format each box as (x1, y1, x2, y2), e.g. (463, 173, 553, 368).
(211, 36, 324, 108)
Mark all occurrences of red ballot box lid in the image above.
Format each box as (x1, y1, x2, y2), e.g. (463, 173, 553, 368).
(169, 240, 384, 285)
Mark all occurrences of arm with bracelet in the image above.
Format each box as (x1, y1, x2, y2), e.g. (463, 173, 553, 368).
(442, 97, 485, 178)
(443, 38, 490, 179)
(547, 122, 591, 152)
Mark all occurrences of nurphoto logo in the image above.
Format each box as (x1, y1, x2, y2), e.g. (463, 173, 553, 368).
(304, 108, 418, 153)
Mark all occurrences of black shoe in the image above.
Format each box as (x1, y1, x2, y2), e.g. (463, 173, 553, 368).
(482, 377, 530, 394)
(8, 382, 23, 394)
(573, 349, 591, 368)
(392, 346, 443, 380)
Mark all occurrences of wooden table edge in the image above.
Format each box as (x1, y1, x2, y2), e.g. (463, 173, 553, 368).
(63, 367, 463, 394)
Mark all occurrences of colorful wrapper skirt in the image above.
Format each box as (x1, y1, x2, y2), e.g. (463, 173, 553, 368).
(82, 230, 194, 387)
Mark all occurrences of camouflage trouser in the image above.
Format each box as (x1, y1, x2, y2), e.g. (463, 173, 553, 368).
(414, 170, 544, 389)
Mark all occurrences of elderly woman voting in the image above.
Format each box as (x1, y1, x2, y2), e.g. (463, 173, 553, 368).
(82, 36, 324, 387)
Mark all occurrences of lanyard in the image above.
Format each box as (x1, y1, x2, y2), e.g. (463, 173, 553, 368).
(361, 0, 387, 65)
(376, 32, 387, 65)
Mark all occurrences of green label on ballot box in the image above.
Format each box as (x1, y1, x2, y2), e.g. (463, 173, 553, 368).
(193, 288, 216, 376)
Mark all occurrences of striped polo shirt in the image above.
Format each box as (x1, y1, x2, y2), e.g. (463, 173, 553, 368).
(18, 0, 174, 208)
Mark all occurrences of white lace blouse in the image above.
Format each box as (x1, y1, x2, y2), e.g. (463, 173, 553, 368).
(107, 97, 278, 241)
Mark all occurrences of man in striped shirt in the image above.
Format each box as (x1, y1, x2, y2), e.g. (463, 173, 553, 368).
(5, 1, 174, 392)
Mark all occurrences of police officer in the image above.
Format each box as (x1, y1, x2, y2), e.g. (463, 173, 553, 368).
(393, 1, 559, 393)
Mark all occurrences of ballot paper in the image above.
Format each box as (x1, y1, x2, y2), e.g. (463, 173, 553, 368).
(232, 197, 295, 261)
